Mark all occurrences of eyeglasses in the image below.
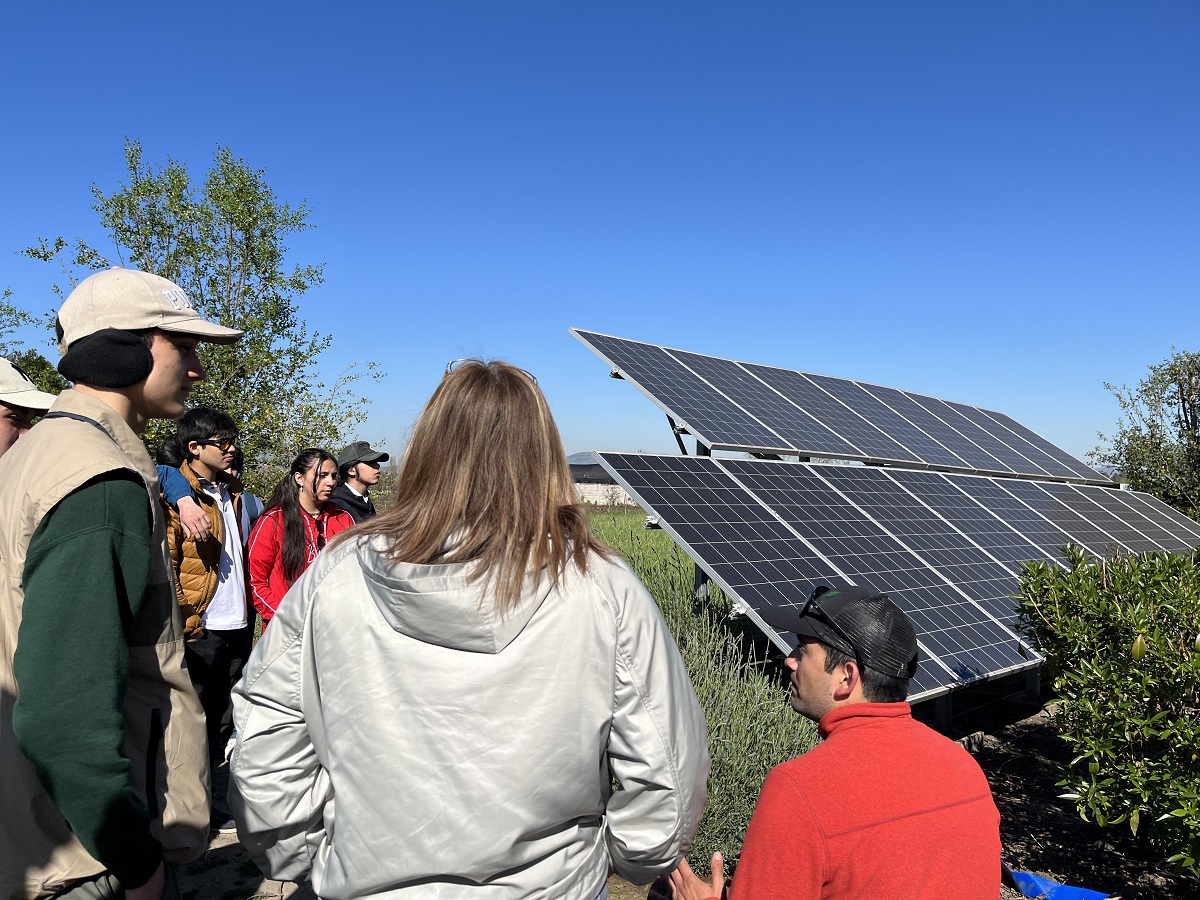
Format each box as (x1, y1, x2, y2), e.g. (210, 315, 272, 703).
(197, 437, 237, 452)
(445, 358, 538, 384)
(801, 586, 862, 667)
(314, 516, 326, 551)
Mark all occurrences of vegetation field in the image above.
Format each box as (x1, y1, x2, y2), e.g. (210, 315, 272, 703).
(588, 508, 817, 872)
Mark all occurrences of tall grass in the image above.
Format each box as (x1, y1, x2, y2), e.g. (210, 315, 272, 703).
(590, 509, 817, 872)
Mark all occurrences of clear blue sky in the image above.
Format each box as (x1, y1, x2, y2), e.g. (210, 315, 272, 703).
(2, 2, 1196, 463)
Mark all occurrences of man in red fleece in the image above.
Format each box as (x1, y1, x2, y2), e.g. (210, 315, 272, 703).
(668, 585, 1002, 900)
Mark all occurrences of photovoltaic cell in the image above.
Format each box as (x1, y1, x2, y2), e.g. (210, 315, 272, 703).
(716, 459, 1029, 693)
(810, 465, 1030, 627)
(1036, 483, 1162, 555)
(797, 373, 969, 468)
(911, 394, 1048, 477)
(667, 349, 860, 457)
(741, 365, 923, 464)
(1071, 486, 1191, 552)
(996, 480, 1134, 557)
(945, 401, 1081, 480)
(978, 409, 1106, 482)
(1110, 491, 1200, 548)
(882, 470, 1052, 574)
(575, 331, 786, 450)
(859, 383, 1014, 475)
(597, 453, 838, 613)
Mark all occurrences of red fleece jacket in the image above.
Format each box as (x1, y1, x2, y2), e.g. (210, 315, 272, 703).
(720, 702, 1000, 899)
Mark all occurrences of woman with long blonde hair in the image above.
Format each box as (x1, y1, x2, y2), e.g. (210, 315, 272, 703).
(230, 360, 709, 900)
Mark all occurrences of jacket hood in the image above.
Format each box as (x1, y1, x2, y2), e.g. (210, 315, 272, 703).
(355, 535, 555, 654)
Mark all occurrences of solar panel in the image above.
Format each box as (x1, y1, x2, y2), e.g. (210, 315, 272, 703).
(576, 329, 1200, 706)
(806, 465, 1030, 627)
(575, 331, 786, 451)
(996, 480, 1137, 558)
(742, 365, 927, 464)
(573, 328, 1110, 483)
(668, 350, 861, 457)
(598, 453, 1044, 701)
(598, 453, 839, 613)
(1110, 490, 1200, 548)
(719, 459, 1032, 688)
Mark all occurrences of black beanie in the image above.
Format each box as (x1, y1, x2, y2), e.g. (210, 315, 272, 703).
(58, 329, 154, 388)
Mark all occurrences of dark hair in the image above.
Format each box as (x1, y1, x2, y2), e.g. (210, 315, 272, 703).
(265, 448, 336, 585)
(156, 433, 187, 467)
(177, 406, 238, 460)
(231, 447, 245, 473)
(822, 642, 910, 703)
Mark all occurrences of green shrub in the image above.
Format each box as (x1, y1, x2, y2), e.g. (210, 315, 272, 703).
(590, 510, 817, 873)
(1018, 546, 1200, 873)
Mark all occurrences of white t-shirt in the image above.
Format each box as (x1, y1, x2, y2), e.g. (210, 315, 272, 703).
(199, 479, 250, 630)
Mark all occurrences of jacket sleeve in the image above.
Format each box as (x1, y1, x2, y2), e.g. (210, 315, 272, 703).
(247, 512, 284, 622)
(228, 565, 331, 881)
(601, 561, 711, 884)
(727, 767, 824, 900)
(156, 465, 193, 510)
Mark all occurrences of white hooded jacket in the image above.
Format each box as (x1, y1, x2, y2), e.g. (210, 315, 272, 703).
(229, 534, 710, 899)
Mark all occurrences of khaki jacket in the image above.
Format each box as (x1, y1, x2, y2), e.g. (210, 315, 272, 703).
(166, 462, 245, 639)
(0, 391, 209, 899)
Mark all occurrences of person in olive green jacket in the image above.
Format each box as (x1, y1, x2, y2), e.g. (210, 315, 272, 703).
(0, 267, 242, 900)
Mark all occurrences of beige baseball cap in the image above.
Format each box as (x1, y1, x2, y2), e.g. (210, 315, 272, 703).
(0, 357, 59, 411)
(57, 267, 243, 350)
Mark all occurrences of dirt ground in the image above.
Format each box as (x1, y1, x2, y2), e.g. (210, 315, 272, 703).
(179, 708, 1200, 900)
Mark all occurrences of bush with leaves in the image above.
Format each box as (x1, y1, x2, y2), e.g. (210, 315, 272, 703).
(590, 510, 817, 874)
(1018, 546, 1200, 874)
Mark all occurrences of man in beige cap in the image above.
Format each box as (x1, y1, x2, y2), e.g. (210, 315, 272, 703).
(0, 356, 58, 457)
(0, 267, 242, 900)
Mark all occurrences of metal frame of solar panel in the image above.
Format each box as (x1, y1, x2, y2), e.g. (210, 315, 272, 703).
(596, 452, 1200, 702)
(572, 328, 1108, 484)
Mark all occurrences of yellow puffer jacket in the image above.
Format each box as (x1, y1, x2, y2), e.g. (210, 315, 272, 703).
(166, 462, 245, 639)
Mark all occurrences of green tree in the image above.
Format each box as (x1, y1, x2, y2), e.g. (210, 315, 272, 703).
(22, 140, 380, 495)
(0, 288, 65, 395)
(1093, 350, 1200, 518)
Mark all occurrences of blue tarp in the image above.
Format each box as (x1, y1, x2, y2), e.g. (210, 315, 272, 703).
(1010, 869, 1109, 900)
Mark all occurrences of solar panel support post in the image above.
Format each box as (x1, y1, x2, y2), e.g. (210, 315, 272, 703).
(666, 416, 689, 456)
(1025, 666, 1041, 701)
(694, 568, 711, 608)
(690, 443, 713, 603)
(934, 694, 953, 733)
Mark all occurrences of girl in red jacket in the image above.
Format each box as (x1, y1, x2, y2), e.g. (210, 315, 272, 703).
(247, 448, 354, 625)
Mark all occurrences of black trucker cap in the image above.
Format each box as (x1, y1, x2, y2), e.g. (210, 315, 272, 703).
(759, 584, 919, 679)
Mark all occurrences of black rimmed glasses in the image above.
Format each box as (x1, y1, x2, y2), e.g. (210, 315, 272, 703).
(800, 585, 863, 667)
(315, 516, 327, 551)
(445, 358, 538, 384)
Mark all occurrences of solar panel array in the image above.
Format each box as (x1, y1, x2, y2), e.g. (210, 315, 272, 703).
(597, 453, 1200, 701)
(573, 328, 1108, 483)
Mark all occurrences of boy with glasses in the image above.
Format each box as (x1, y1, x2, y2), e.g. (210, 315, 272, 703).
(168, 406, 251, 832)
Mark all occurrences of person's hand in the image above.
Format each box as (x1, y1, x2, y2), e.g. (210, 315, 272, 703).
(125, 862, 165, 900)
(668, 852, 724, 900)
(178, 497, 211, 541)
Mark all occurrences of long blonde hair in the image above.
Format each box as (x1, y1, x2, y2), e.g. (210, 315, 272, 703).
(352, 359, 613, 612)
